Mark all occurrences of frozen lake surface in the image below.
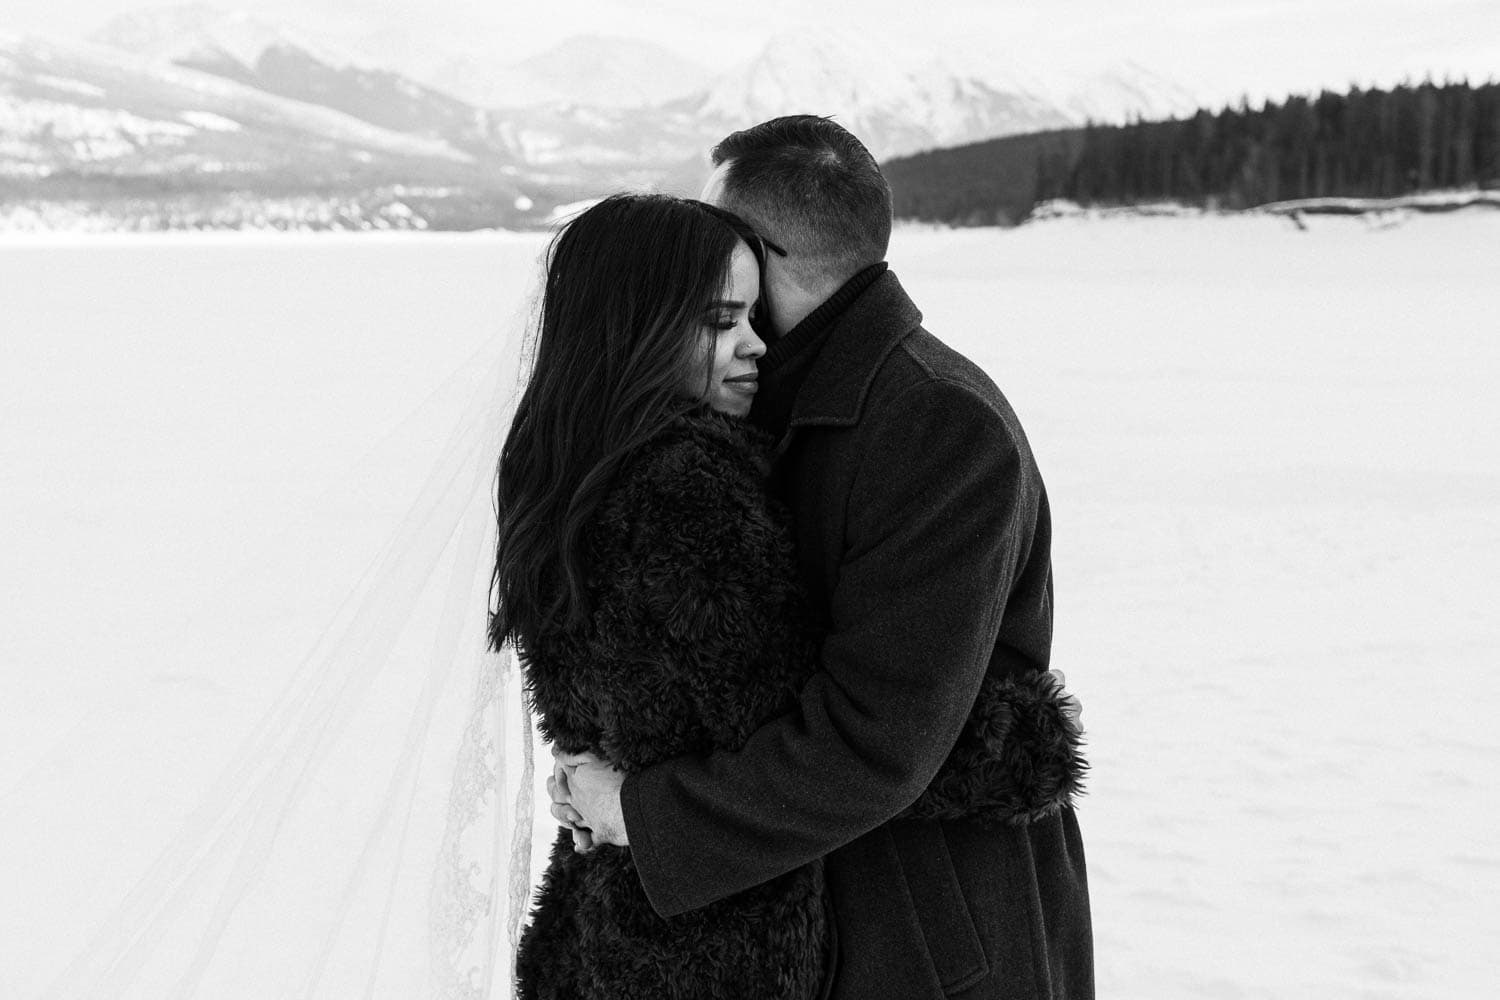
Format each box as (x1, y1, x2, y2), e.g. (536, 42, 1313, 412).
(3, 214, 1497, 998)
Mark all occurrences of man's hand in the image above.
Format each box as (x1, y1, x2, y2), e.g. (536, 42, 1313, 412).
(547, 749, 596, 852)
(549, 747, 629, 851)
(1048, 669, 1084, 733)
(561, 752, 629, 848)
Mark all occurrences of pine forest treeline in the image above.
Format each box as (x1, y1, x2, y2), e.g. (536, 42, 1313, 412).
(885, 80, 1500, 226)
(1055, 80, 1500, 207)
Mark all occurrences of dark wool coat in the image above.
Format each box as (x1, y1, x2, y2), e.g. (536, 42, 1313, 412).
(514, 412, 830, 1000)
(620, 272, 1095, 999)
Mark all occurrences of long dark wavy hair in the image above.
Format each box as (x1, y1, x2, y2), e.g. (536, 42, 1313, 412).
(489, 193, 764, 652)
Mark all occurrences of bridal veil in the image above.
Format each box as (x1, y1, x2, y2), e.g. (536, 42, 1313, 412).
(34, 257, 547, 999)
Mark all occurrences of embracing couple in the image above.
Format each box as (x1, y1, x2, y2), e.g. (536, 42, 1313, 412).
(491, 115, 1093, 1000)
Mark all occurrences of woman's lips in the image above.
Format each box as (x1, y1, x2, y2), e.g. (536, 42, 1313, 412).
(723, 372, 758, 394)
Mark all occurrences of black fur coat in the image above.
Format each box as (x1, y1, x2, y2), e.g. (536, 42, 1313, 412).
(515, 411, 829, 1000)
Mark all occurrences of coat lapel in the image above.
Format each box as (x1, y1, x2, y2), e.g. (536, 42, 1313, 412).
(788, 271, 924, 430)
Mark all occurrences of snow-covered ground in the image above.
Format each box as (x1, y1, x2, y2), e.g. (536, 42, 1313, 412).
(2, 213, 1497, 998)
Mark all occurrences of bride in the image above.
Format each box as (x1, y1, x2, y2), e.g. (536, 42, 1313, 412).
(491, 193, 831, 999)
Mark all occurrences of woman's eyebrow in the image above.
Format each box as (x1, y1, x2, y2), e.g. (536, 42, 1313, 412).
(704, 299, 747, 310)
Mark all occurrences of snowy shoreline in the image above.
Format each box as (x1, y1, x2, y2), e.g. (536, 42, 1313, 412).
(0, 226, 546, 245)
(7, 189, 1498, 239)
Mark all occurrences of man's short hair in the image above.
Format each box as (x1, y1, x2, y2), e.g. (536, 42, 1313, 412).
(711, 115, 892, 289)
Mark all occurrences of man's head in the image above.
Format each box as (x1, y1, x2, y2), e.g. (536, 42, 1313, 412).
(701, 115, 892, 336)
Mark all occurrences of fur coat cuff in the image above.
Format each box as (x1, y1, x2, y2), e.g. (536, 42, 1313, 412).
(900, 669, 1088, 826)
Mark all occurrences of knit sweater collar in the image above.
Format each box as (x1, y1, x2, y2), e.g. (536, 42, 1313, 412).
(760, 262, 889, 373)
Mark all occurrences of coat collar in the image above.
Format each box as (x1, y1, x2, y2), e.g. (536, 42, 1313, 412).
(789, 269, 923, 429)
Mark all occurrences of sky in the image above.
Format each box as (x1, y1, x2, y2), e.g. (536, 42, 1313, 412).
(5, 0, 1498, 106)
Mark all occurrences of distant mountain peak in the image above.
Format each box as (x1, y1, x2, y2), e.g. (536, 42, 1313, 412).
(1056, 58, 1204, 123)
(513, 33, 712, 107)
(86, 6, 500, 150)
(516, 33, 706, 68)
(0, 33, 471, 168)
(91, 4, 372, 75)
(690, 32, 1070, 160)
(431, 33, 713, 110)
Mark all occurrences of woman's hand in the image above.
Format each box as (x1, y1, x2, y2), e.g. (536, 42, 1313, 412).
(1048, 669, 1084, 732)
(550, 747, 629, 851)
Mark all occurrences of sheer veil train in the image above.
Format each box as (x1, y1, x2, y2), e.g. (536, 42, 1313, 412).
(41, 270, 546, 999)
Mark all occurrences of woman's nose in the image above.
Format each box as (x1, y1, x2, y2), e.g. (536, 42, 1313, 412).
(739, 328, 766, 359)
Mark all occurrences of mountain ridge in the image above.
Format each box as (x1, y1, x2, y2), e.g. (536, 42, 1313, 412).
(2, 11, 1217, 230)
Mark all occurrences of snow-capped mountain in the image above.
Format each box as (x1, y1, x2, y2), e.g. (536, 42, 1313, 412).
(0, 34, 475, 175)
(90, 6, 498, 150)
(462, 32, 1210, 208)
(432, 34, 713, 111)
(614, 32, 1202, 163)
(685, 32, 1072, 160)
(2, 16, 1212, 230)
(78, 14, 1205, 168)
(0, 32, 608, 230)
(89, 4, 366, 77)
(1033, 59, 1203, 126)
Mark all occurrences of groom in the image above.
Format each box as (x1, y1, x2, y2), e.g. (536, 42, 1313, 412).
(557, 115, 1094, 999)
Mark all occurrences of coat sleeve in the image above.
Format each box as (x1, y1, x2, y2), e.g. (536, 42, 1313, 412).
(620, 376, 1043, 917)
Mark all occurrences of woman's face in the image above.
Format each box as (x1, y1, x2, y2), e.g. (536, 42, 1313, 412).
(683, 241, 765, 417)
